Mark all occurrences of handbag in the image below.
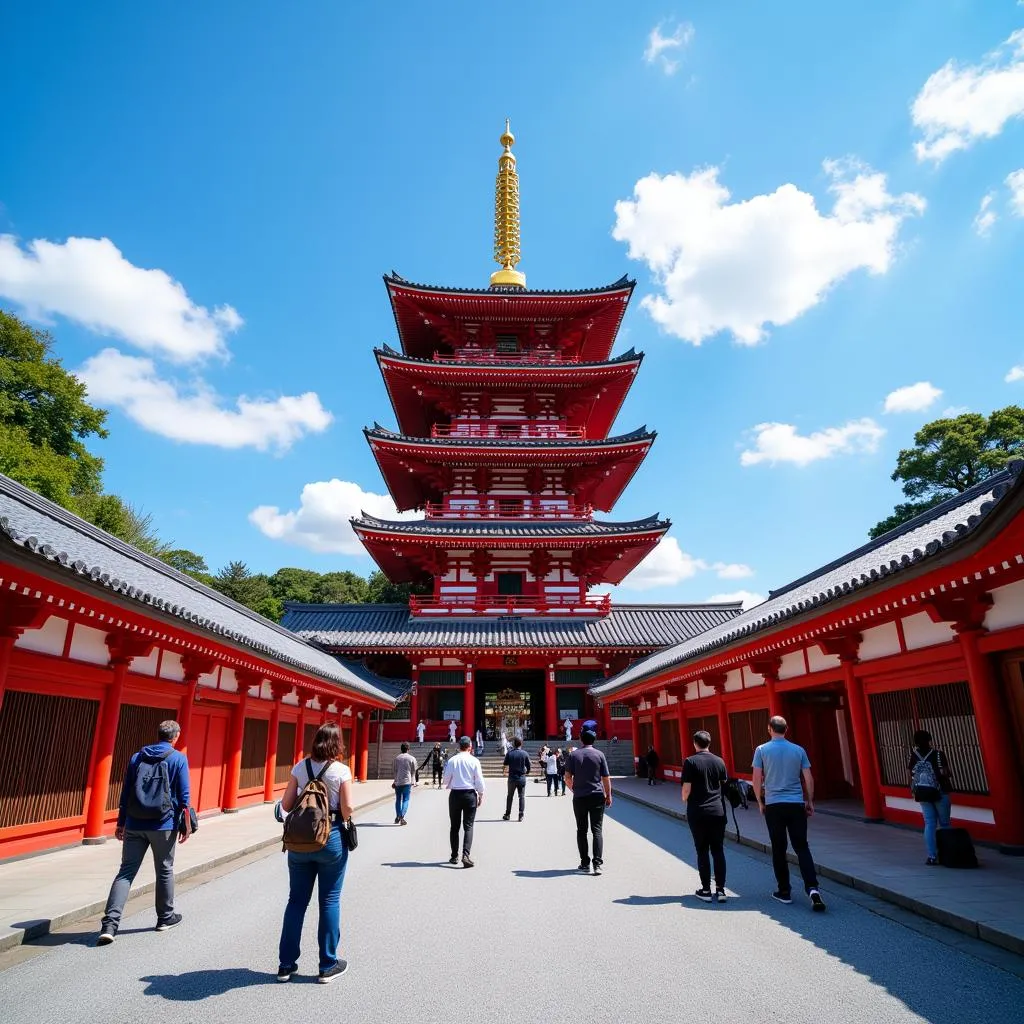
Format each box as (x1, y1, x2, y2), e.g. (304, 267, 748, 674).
(176, 805, 199, 836)
(340, 815, 358, 851)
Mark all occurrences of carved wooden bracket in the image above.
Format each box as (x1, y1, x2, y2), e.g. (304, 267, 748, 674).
(181, 653, 218, 682)
(702, 671, 729, 694)
(105, 631, 156, 665)
(749, 656, 782, 681)
(924, 590, 993, 633)
(817, 632, 862, 663)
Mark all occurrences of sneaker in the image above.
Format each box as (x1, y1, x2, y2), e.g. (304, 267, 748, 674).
(502, 815, 510, 821)
(399, 818, 408, 826)
(578, 862, 591, 873)
(394, 816, 400, 824)
(593, 864, 603, 876)
(461, 855, 474, 868)
(926, 857, 939, 866)
(518, 816, 524, 822)
(810, 890, 827, 912)
(715, 890, 728, 903)
(771, 891, 793, 905)
(695, 888, 714, 902)
(317, 960, 349, 984)
(96, 930, 116, 946)
(448, 855, 459, 865)
(155, 913, 183, 932)
(276, 966, 298, 983)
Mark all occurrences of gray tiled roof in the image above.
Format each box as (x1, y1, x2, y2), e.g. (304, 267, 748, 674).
(351, 513, 670, 537)
(282, 602, 743, 652)
(385, 272, 635, 297)
(365, 424, 656, 448)
(0, 474, 400, 704)
(592, 462, 1024, 699)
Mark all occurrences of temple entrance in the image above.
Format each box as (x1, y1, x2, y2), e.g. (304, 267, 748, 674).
(478, 669, 545, 741)
(785, 689, 855, 801)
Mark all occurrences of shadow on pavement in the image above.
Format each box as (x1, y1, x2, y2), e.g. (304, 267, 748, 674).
(24, 926, 151, 948)
(613, 895, 681, 907)
(140, 968, 272, 999)
(512, 868, 585, 878)
(381, 860, 449, 868)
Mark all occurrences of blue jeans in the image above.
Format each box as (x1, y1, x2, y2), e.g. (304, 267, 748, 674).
(394, 784, 412, 819)
(921, 794, 952, 859)
(278, 825, 349, 972)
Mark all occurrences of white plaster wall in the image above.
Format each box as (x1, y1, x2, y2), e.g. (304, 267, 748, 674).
(282, 691, 299, 706)
(15, 615, 68, 656)
(742, 668, 766, 689)
(130, 648, 160, 677)
(159, 650, 185, 682)
(197, 670, 218, 690)
(807, 647, 841, 673)
(858, 622, 901, 661)
(220, 667, 238, 693)
(983, 578, 1024, 632)
(724, 669, 744, 693)
(68, 624, 110, 665)
(901, 611, 956, 651)
(778, 651, 806, 681)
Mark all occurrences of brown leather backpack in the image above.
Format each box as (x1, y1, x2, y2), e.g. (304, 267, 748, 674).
(282, 758, 334, 852)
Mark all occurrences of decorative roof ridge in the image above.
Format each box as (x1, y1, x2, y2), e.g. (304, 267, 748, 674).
(373, 346, 644, 369)
(384, 272, 635, 298)
(349, 512, 671, 532)
(364, 424, 656, 446)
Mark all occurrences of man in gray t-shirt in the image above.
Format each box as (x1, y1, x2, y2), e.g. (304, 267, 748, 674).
(392, 742, 418, 825)
(565, 730, 611, 875)
(752, 716, 825, 911)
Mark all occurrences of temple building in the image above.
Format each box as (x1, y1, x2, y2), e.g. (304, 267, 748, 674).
(282, 123, 740, 744)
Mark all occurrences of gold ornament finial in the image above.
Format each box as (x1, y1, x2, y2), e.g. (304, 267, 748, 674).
(490, 118, 526, 289)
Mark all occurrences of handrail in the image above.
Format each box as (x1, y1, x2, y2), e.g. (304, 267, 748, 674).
(430, 423, 585, 440)
(432, 350, 574, 366)
(423, 501, 593, 521)
(409, 594, 611, 617)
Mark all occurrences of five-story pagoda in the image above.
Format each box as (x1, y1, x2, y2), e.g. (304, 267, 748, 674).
(284, 124, 742, 745)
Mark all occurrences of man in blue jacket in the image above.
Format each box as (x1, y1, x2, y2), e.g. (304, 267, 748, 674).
(97, 720, 192, 945)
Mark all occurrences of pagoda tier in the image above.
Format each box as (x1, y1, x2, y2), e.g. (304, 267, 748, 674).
(350, 513, 670, 613)
(364, 424, 656, 513)
(384, 273, 635, 363)
(375, 346, 643, 440)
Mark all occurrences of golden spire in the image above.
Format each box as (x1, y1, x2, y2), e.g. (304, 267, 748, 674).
(490, 118, 526, 289)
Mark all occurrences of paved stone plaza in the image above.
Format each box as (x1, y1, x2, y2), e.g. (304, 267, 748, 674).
(1, 785, 1022, 1023)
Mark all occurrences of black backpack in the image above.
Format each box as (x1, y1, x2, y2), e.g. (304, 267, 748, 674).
(722, 777, 748, 840)
(127, 749, 174, 820)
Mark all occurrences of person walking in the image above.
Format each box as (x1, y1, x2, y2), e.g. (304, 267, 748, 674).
(556, 747, 568, 795)
(421, 742, 445, 788)
(752, 715, 826, 911)
(563, 717, 573, 743)
(97, 720, 192, 945)
(277, 722, 353, 983)
(475, 728, 484, 755)
(392, 742, 418, 825)
(443, 736, 485, 867)
(448, 719, 458, 745)
(681, 730, 728, 903)
(545, 747, 559, 796)
(645, 745, 660, 786)
(416, 719, 426, 744)
(502, 736, 531, 821)
(565, 729, 611, 875)
(500, 728, 509, 756)
(908, 729, 953, 865)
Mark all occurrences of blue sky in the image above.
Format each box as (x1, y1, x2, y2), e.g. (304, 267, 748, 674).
(2, 2, 1024, 606)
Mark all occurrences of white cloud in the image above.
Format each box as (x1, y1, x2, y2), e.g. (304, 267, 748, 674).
(643, 21, 694, 75)
(0, 234, 241, 362)
(1007, 169, 1024, 216)
(1006, 365, 1024, 383)
(883, 381, 943, 413)
(249, 479, 417, 555)
(612, 159, 924, 345)
(912, 30, 1024, 163)
(706, 590, 766, 610)
(740, 418, 885, 467)
(619, 538, 754, 590)
(79, 348, 332, 452)
(973, 192, 998, 236)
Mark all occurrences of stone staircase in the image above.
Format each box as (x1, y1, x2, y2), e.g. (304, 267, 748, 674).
(371, 740, 635, 780)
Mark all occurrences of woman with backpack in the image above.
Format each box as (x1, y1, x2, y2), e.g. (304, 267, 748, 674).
(277, 722, 353, 984)
(908, 729, 953, 865)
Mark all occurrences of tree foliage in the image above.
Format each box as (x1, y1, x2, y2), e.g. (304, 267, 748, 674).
(870, 407, 1024, 539)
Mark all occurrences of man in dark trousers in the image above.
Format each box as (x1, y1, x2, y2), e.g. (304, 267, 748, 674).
(97, 720, 192, 945)
(681, 730, 728, 903)
(421, 742, 445, 789)
(501, 736, 531, 821)
(565, 729, 611, 876)
(645, 745, 660, 785)
(442, 736, 486, 868)
(752, 715, 826, 911)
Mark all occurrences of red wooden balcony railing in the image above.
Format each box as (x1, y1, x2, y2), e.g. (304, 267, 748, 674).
(409, 594, 611, 617)
(432, 350, 574, 366)
(430, 423, 585, 440)
(423, 501, 593, 521)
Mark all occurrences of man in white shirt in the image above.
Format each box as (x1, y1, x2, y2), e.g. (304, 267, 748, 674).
(416, 720, 426, 744)
(564, 718, 573, 743)
(475, 728, 484, 755)
(442, 736, 486, 868)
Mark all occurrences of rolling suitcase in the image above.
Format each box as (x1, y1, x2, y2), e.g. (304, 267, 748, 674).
(936, 826, 978, 869)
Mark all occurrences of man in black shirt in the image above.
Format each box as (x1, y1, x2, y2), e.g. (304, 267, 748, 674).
(421, 743, 445, 789)
(501, 737, 532, 821)
(681, 730, 728, 903)
(565, 729, 612, 875)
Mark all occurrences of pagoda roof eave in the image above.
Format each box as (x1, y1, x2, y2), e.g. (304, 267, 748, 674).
(384, 272, 636, 299)
(364, 424, 656, 450)
(351, 512, 670, 539)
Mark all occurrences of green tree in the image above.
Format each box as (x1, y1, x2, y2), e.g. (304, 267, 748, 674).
(161, 548, 210, 577)
(268, 567, 322, 605)
(870, 406, 1024, 538)
(213, 560, 282, 621)
(365, 569, 430, 604)
(314, 570, 370, 604)
(0, 309, 108, 508)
